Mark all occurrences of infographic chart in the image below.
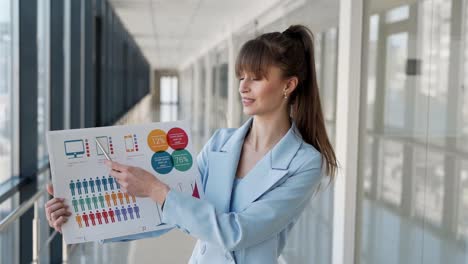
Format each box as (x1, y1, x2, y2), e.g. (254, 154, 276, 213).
(47, 120, 199, 244)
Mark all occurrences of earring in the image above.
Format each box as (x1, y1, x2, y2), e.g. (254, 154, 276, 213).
(284, 93, 288, 99)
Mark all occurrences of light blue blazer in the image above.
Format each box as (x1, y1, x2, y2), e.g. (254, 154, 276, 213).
(104, 117, 324, 264)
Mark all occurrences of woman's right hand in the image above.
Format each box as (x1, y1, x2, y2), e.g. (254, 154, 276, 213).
(45, 184, 72, 233)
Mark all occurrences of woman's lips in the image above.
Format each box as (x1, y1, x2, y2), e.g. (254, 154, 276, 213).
(242, 98, 255, 106)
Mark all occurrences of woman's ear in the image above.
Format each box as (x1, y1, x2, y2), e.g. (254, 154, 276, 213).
(285, 76, 299, 94)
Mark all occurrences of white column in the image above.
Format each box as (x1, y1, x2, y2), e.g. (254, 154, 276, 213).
(63, 0, 71, 129)
(332, 0, 363, 264)
(227, 33, 240, 128)
(204, 55, 213, 142)
(193, 62, 201, 151)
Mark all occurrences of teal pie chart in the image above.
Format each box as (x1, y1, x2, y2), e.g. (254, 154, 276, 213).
(151, 151, 174, 174)
(172, 150, 193, 172)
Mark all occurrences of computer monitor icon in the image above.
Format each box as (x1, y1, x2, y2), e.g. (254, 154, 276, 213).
(64, 140, 85, 159)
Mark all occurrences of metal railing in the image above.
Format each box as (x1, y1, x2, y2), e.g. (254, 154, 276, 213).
(0, 165, 62, 263)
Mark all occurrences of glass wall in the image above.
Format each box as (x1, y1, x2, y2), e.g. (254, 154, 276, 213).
(0, 0, 13, 185)
(357, 0, 468, 263)
(0, 0, 19, 263)
(37, 0, 50, 168)
(37, 1, 51, 262)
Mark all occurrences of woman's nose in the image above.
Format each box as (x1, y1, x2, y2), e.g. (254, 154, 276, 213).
(239, 81, 250, 93)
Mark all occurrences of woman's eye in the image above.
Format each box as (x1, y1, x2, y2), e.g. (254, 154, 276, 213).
(239, 76, 259, 81)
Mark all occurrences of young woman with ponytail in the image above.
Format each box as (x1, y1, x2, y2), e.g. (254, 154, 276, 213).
(45, 24, 337, 264)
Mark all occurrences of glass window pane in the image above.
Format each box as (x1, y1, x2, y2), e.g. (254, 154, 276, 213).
(385, 5, 409, 24)
(0, 194, 20, 264)
(359, 1, 468, 263)
(366, 15, 379, 131)
(459, 160, 468, 238)
(0, 0, 12, 185)
(37, 0, 50, 168)
(384, 32, 407, 131)
(379, 140, 403, 207)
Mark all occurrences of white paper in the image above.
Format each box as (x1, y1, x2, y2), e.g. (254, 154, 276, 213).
(47, 120, 200, 244)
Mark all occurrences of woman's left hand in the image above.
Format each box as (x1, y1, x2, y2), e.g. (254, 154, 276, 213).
(104, 160, 170, 205)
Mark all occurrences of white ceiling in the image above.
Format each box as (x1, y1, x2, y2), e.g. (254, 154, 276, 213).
(108, 0, 415, 70)
(109, 0, 283, 70)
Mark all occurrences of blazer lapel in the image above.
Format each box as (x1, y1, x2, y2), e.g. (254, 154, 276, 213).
(204, 117, 254, 212)
(204, 117, 304, 213)
(235, 120, 304, 211)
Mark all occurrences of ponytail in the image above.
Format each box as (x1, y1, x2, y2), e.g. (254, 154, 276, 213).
(283, 25, 338, 180)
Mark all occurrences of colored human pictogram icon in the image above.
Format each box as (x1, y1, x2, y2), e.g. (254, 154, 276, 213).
(96, 211, 102, 225)
(102, 176, 108, 191)
(108, 176, 114, 190)
(131, 194, 136, 203)
(111, 191, 117, 206)
(89, 177, 95, 193)
(89, 212, 96, 226)
(117, 191, 124, 204)
(98, 194, 105, 207)
(121, 206, 128, 221)
(102, 209, 109, 224)
(95, 177, 102, 192)
(79, 197, 85, 211)
(85, 195, 92, 210)
(72, 198, 78, 212)
(76, 214, 83, 228)
(127, 205, 134, 220)
(69, 180, 76, 196)
(115, 207, 121, 222)
(76, 179, 82, 195)
(82, 179, 89, 194)
(105, 193, 111, 207)
(109, 208, 115, 223)
(92, 195, 98, 209)
(115, 179, 120, 189)
(133, 204, 140, 219)
(82, 212, 89, 227)
(124, 193, 130, 204)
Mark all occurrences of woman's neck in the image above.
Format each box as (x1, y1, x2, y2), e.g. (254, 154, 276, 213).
(245, 114, 292, 152)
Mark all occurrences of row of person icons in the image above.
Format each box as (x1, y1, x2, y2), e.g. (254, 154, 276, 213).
(69, 176, 119, 196)
(75, 205, 140, 228)
(71, 191, 136, 212)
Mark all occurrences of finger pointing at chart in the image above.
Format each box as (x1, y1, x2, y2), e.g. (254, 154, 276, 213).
(104, 160, 169, 205)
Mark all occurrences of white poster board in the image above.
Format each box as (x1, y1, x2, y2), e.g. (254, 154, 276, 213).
(47, 120, 201, 244)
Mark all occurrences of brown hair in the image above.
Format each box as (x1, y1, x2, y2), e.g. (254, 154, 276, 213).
(235, 25, 337, 180)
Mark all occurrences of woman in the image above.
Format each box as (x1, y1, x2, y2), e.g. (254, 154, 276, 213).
(45, 24, 337, 263)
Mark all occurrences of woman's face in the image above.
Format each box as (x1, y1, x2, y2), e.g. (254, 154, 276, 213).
(238, 66, 288, 117)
